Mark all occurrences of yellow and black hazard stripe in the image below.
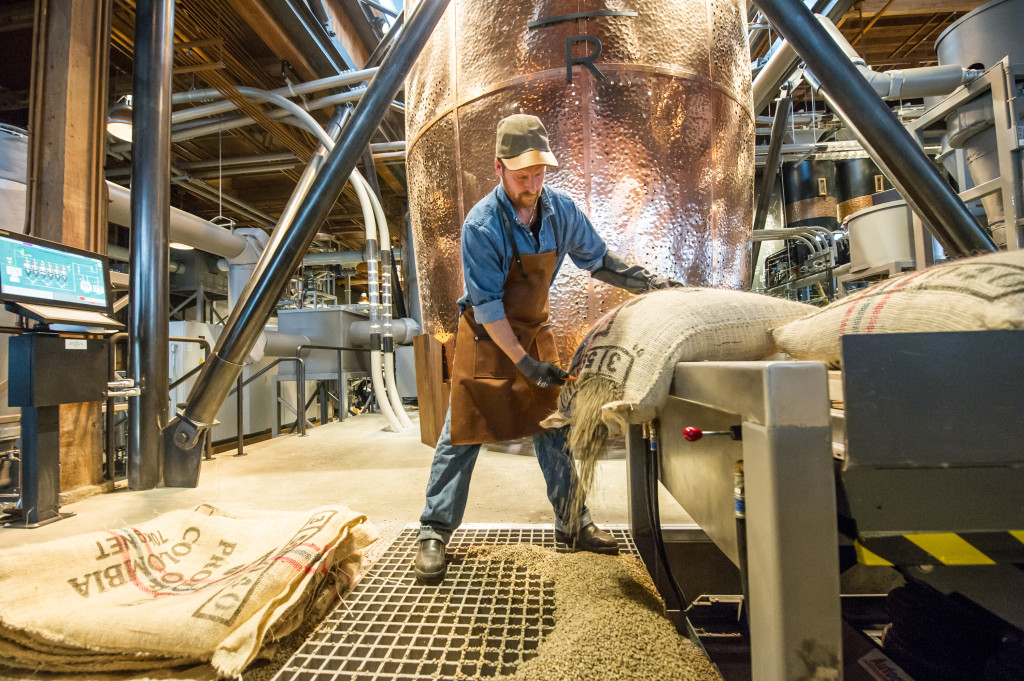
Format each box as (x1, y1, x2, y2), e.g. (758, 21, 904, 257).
(855, 531, 1024, 567)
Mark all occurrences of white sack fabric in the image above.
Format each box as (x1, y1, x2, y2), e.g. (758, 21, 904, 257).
(0, 504, 376, 677)
(772, 248, 1024, 365)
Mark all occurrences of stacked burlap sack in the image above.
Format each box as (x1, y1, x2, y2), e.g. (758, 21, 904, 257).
(545, 247, 1024, 475)
(0, 504, 376, 678)
(772, 247, 1024, 364)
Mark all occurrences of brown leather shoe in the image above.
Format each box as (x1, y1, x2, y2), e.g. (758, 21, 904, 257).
(555, 523, 619, 555)
(414, 539, 446, 584)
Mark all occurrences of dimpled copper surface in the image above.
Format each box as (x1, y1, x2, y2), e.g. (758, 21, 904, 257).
(406, 0, 753, 360)
(407, 114, 462, 343)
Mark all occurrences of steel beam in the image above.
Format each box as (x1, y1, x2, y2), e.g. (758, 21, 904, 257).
(128, 0, 174, 490)
(161, 0, 452, 486)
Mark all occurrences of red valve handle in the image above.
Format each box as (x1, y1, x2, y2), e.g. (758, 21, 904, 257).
(682, 426, 704, 442)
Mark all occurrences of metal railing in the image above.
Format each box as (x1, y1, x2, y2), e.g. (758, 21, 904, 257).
(227, 357, 307, 456)
(295, 344, 371, 425)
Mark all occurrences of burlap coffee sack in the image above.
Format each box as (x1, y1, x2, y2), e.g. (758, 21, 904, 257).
(542, 288, 814, 466)
(0, 504, 376, 677)
(773, 248, 1024, 365)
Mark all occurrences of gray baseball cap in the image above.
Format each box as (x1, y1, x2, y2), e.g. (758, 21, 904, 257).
(495, 114, 558, 170)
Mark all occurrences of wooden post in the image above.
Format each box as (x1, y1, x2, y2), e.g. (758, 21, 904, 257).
(26, 0, 112, 496)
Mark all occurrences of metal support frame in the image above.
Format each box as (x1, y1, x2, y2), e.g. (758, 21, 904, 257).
(107, 333, 214, 480)
(628, 361, 840, 680)
(227, 357, 308, 454)
(128, 0, 174, 490)
(162, 0, 451, 487)
(905, 59, 1024, 252)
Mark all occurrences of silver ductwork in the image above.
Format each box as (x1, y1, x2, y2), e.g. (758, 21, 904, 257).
(106, 181, 247, 259)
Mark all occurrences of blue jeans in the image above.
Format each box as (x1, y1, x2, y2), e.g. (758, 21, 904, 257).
(418, 406, 592, 544)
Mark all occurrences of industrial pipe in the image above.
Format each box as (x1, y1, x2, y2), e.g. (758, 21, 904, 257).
(814, 16, 978, 100)
(128, 0, 174, 490)
(168, 67, 378, 124)
(106, 181, 247, 258)
(107, 243, 183, 273)
(350, 317, 421, 345)
(352, 171, 405, 433)
(356, 170, 412, 430)
(752, 0, 996, 257)
(163, 0, 451, 481)
(752, 41, 800, 115)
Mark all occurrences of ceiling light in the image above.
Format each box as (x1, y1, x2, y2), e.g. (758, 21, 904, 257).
(169, 242, 194, 250)
(106, 97, 133, 142)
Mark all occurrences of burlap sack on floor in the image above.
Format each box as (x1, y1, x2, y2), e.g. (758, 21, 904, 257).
(772, 248, 1024, 365)
(541, 288, 814, 468)
(0, 504, 376, 677)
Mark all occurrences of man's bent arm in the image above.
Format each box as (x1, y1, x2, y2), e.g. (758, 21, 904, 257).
(481, 318, 528, 363)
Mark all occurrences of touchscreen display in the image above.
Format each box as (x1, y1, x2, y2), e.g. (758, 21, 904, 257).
(0, 234, 108, 309)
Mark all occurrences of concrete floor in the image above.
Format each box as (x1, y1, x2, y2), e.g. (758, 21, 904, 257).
(0, 411, 692, 549)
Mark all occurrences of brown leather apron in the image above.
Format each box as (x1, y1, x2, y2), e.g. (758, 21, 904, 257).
(449, 208, 561, 446)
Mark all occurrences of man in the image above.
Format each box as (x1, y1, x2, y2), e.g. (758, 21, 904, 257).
(415, 114, 679, 584)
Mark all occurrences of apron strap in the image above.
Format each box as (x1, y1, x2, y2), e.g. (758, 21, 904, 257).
(498, 194, 558, 280)
(499, 207, 529, 280)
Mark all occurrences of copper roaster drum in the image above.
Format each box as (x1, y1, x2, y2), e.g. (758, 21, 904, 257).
(406, 0, 754, 362)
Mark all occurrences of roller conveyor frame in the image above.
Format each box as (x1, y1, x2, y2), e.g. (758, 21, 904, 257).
(627, 330, 1024, 681)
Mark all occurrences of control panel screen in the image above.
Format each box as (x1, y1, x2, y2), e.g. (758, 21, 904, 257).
(0, 233, 110, 310)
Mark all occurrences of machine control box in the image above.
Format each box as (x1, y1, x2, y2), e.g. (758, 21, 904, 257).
(8, 334, 109, 407)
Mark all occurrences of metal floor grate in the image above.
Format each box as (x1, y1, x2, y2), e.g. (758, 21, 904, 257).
(273, 525, 637, 681)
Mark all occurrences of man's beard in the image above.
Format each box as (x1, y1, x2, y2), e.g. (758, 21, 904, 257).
(505, 186, 539, 211)
(512, 194, 539, 210)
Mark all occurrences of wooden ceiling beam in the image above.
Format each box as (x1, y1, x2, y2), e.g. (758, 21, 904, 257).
(224, 0, 320, 81)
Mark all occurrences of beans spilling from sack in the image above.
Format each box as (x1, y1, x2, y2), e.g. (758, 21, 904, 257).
(467, 544, 721, 681)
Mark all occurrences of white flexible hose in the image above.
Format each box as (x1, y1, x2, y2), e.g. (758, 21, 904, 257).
(349, 171, 404, 433)
(355, 172, 413, 430)
(278, 111, 408, 432)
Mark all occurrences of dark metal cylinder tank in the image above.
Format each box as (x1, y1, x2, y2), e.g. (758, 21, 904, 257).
(835, 158, 892, 224)
(406, 0, 754, 361)
(782, 160, 838, 231)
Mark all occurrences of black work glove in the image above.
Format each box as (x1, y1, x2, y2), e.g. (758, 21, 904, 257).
(591, 252, 683, 294)
(515, 355, 569, 388)
(648, 276, 685, 291)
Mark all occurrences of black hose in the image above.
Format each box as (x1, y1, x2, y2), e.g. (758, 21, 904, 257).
(645, 426, 688, 613)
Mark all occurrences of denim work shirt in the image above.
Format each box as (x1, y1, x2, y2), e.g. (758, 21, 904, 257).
(458, 184, 608, 324)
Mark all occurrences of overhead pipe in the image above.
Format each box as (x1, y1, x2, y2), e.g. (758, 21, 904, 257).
(108, 243, 184, 273)
(168, 67, 377, 124)
(106, 152, 297, 177)
(160, 90, 408, 146)
(814, 16, 979, 100)
(752, 40, 800, 115)
(752, 0, 996, 257)
(107, 181, 248, 257)
(751, 0, 855, 113)
(172, 173, 277, 227)
(128, 0, 174, 491)
(161, 0, 451, 484)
